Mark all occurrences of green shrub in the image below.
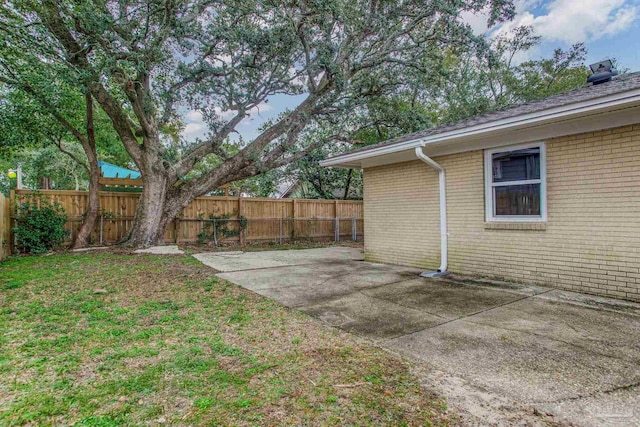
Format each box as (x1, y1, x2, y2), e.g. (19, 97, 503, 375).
(13, 198, 68, 254)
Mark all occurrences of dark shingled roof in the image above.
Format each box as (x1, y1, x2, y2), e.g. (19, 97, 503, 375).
(340, 72, 640, 157)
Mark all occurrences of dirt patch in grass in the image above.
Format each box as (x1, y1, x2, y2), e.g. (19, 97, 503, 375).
(0, 253, 452, 426)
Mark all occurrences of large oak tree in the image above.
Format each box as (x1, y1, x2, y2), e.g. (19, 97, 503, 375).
(0, 0, 514, 247)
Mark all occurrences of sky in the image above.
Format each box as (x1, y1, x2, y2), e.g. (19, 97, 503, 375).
(182, 0, 640, 143)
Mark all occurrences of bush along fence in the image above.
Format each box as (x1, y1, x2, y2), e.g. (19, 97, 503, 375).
(12, 196, 68, 254)
(9, 190, 364, 249)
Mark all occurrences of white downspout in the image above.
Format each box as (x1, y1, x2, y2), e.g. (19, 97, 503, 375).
(415, 145, 449, 277)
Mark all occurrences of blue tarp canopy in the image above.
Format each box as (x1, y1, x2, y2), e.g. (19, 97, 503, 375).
(98, 161, 141, 179)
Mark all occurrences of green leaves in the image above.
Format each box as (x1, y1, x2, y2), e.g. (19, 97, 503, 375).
(12, 197, 69, 254)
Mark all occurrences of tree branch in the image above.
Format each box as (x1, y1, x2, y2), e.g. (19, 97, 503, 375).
(39, 1, 144, 165)
(171, 111, 247, 180)
(52, 137, 89, 173)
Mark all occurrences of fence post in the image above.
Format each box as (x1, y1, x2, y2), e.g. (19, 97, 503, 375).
(9, 190, 15, 254)
(175, 218, 180, 244)
(213, 218, 217, 246)
(292, 199, 297, 240)
(0, 193, 8, 260)
(334, 217, 339, 242)
(352, 217, 356, 241)
(12, 217, 17, 252)
(335, 200, 340, 242)
(279, 217, 283, 244)
(99, 214, 104, 245)
(238, 196, 244, 245)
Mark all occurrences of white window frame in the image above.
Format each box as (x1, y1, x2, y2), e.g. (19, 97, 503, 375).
(484, 141, 547, 223)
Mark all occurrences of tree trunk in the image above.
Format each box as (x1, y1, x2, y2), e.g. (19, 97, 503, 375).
(39, 176, 52, 189)
(122, 172, 170, 247)
(343, 169, 353, 200)
(156, 195, 190, 245)
(73, 162, 100, 248)
(73, 93, 101, 249)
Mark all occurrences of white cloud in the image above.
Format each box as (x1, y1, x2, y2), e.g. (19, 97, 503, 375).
(182, 110, 207, 140)
(603, 4, 639, 36)
(248, 103, 273, 116)
(463, 0, 638, 49)
(184, 110, 203, 122)
(183, 122, 206, 139)
(496, 0, 638, 44)
(211, 103, 273, 120)
(460, 0, 639, 66)
(205, 54, 233, 66)
(461, 0, 543, 34)
(212, 107, 236, 120)
(460, 9, 494, 34)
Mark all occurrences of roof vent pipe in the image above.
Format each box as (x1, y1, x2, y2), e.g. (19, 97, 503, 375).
(414, 145, 450, 278)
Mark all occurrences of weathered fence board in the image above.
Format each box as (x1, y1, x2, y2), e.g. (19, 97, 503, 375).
(0, 193, 10, 260)
(11, 190, 363, 248)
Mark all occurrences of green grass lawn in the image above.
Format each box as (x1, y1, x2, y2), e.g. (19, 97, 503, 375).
(0, 252, 451, 426)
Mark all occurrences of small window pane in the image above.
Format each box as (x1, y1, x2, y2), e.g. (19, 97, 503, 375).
(492, 148, 540, 182)
(494, 184, 541, 216)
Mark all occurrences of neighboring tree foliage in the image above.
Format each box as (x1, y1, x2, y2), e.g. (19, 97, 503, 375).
(21, 144, 89, 190)
(13, 197, 68, 254)
(0, 0, 515, 247)
(428, 26, 589, 124)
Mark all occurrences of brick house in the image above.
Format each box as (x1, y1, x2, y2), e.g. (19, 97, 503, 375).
(321, 72, 640, 302)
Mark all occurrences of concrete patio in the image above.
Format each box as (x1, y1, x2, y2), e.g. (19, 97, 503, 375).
(194, 247, 640, 426)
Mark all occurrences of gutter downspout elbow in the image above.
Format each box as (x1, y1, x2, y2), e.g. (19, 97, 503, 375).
(414, 146, 449, 277)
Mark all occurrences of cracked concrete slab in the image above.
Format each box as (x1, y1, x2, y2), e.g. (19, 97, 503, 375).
(197, 247, 640, 426)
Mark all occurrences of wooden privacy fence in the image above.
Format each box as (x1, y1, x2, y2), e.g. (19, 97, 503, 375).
(0, 193, 10, 260)
(10, 190, 364, 248)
